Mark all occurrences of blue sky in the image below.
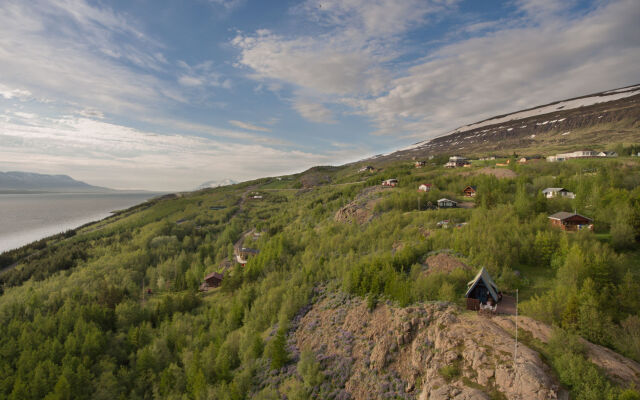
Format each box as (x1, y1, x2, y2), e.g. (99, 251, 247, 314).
(0, 0, 638, 190)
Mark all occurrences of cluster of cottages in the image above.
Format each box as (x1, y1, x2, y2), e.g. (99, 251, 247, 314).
(362, 149, 620, 176)
(418, 150, 619, 168)
(547, 150, 618, 162)
(386, 177, 593, 230)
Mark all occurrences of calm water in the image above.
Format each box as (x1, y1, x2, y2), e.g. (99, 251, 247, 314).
(0, 192, 157, 253)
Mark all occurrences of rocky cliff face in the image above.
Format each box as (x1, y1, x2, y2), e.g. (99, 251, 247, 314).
(281, 291, 567, 399)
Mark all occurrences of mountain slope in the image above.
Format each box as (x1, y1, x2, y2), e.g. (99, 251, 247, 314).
(0, 171, 109, 192)
(375, 84, 640, 162)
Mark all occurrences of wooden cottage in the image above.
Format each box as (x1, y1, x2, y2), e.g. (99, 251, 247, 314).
(382, 178, 398, 187)
(437, 198, 457, 208)
(418, 183, 432, 192)
(548, 212, 593, 231)
(444, 156, 469, 168)
(200, 271, 223, 291)
(236, 247, 259, 265)
(463, 186, 477, 197)
(465, 267, 500, 311)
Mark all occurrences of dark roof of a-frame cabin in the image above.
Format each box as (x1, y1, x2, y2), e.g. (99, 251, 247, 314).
(548, 212, 592, 222)
(465, 267, 499, 302)
(204, 272, 223, 281)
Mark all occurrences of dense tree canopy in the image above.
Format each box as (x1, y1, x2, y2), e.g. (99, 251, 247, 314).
(1, 155, 639, 399)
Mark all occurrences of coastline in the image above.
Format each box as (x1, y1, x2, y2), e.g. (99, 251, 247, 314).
(0, 192, 161, 254)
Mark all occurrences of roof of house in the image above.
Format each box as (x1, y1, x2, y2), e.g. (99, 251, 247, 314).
(204, 271, 223, 281)
(465, 267, 499, 302)
(548, 211, 593, 222)
(419, 183, 432, 186)
(542, 187, 568, 193)
(464, 186, 477, 191)
(240, 247, 259, 254)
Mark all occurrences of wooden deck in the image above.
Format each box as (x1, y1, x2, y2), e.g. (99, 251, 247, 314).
(466, 294, 517, 316)
(497, 295, 517, 315)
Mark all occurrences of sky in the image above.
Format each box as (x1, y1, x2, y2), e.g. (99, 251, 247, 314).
(0, 0, 639, 191)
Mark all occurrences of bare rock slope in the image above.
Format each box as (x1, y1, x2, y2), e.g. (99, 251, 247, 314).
(334, 186, 385, 224)
(292, 293, 568, 399)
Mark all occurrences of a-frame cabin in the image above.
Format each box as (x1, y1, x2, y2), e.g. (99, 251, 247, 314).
(465, 267, 499, 310)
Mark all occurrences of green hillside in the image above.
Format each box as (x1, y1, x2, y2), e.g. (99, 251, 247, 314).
(1, 154, 640, 399)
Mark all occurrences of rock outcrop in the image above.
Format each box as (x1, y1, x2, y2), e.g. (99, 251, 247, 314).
(334, 186, 384, 224)
(292, 293, 569, 399)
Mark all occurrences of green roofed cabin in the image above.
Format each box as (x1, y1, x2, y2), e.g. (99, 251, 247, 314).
(465, 267, 500, 311)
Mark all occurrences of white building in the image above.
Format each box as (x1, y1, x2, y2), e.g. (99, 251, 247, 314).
(445, 156, 469, 168)
(542, 187, 575, 199)
(547, 150, 600, 162)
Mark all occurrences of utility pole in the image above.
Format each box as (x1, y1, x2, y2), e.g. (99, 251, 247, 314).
(514, 289, 518, 363)
(515, 288, 520, 399)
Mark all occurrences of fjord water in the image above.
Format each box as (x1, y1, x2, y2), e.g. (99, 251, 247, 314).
(0, 192, 156, 253)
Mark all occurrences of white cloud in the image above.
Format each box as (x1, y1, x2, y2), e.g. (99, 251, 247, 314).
(176, 60, 230, 89)
(232, 31, 385, 96)
(293, 101, 336, 124)
(228, 120, 272, 132)
(0, 116, 353, 191)
(0, 84, 32, 100)
(208, 0, 245, 11)
(77, 108, 105, 119)
(298, 0, 458, 38)
(178, 75, 204, 87)
(349, 0, 640, 136)
(230, 1, 460, 123)
(0, 0, 170, 115)
(233, 0, 640, 138)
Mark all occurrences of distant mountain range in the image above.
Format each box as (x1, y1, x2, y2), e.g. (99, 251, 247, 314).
(196, 179, 237, 190)
(0, 171, 110, 193)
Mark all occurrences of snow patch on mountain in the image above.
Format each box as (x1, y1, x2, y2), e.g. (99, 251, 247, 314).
(196, 179, 237, 190)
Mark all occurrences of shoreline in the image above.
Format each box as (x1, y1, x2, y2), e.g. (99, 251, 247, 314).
(0, 192, 160, 254)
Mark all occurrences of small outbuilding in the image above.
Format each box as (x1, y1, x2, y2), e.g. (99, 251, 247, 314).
(418, 183, 432, 192)
(200, 271, 223, 291)
(463, 186, 477, 197)
(359, 165, 375, 172)
(465, 267, 500, 310)
(382, 178, 398, 187)
(415, 161, 426, 168)
(548, 211, 593, 231)
(542, 187, 575, 199)
(437, 198, 457, 208)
